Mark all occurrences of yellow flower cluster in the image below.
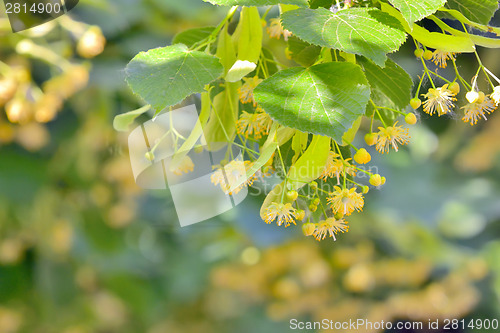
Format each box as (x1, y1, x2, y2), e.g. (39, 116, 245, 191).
(211, 160, 256, 195)
(236, 107, 273, 139)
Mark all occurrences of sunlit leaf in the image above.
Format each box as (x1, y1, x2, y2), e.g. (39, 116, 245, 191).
(281, 7, 407, 66)
(125, 44, 223, 113)
(254, 62, 370, 142)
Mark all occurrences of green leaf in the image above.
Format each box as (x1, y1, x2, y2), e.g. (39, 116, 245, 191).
(388, 0, 446, 25)
(287, 135, 330, 190)
(359, 57, 413, 109)
(125, 44, 223, 113)
(445, 0, 499, 24)
(172, 27, 215, 47)
(281, 7, 407, 66)
(309, 0, 334, 9)
(113, 105, 150, 131)
(254, 62, 370, 142)
(367, 87, 399, 125)
(261, 48, 279, 76)
(204, 0, 308, 6)
(287, 36, 321, 67)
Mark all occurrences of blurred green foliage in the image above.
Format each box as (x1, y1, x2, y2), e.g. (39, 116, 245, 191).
(0, 1, 499, 332)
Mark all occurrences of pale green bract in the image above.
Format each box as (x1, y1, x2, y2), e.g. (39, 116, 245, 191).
(254, 62, 370, 143)
(112, 105, 150, 132)
(445, 0, 499, 24)
(125, 44, 223, 114)
(388, 0, 446, 25)
(203, 0, 308, 6)
(281, 7, 407, 66)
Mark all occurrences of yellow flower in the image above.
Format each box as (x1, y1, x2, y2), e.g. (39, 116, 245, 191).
(172, 156, 194, 175)
(327, 186, 364, 216)
(422, 84, 456, 116)
(490, 86, 500, 106)
(211, 160, 256, 195)
(431, 50, 456, 68)
(267, 18, 292, 41)
(236, 107, 273, 139)
(461, 95, 496, 125)
(313, 217, 349, 241)
(238, 76, 263, 107)
(263, 202, 297, 227)
(375, 121, 410, 154)
(320, 151, 356, 184)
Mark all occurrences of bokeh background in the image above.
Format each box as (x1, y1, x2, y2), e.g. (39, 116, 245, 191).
(0, 1, 500, 332)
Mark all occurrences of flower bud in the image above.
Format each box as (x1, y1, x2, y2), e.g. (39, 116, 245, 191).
(295, 209, 305, 221)
(34, 94, 62, 123)
(354, 148, 371, 164)
(5, 98, 31, 123)
(0, 78, 17, 105)
(369, 174, 382, 186)
(309, 204, 317, 212)
(477, 91, 485, 104)
(309, 181, 318, 190)
(414, 49, 424, 58)
(364, 133, 378, 146)
(302, 223, 316, 236)
(77, 26, 106, 58)
(286, 190, 298, 201)
(312, 198, 320, 206)
(410, 98, 421, 109)
(405, 112, 417, 125)
(145, 152, 155, 161)
(423, 50, 433, 60)
(449, 82, 460, 95)
(361, 186, 369, 194)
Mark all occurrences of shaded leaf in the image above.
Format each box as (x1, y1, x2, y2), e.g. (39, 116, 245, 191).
(172, 27, 215, 47)
(287, 36, 321, 67)
(359, 57, 413, 109)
